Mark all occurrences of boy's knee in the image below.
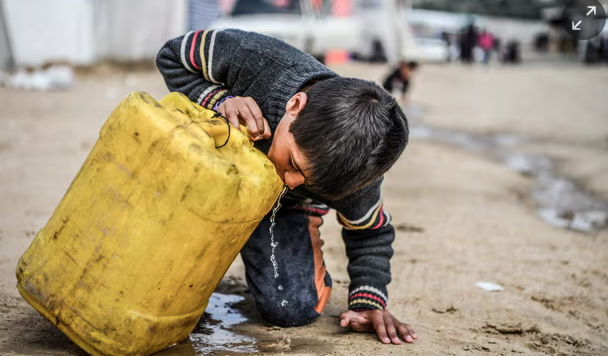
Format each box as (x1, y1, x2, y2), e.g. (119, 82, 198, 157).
(257, 299, 320, 327)
(250, 274, 332, 327)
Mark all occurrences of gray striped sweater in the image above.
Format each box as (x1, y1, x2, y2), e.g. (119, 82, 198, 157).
(156, 29, 396, 311)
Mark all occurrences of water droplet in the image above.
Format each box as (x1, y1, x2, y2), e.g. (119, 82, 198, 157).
(278, 285, 283, 291)
(269, 186, 288, 279)
(281, 300, 288, 307)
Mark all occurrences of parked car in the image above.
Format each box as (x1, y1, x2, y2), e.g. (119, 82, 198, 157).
(406, 9, 468, 62)
(211, 0, 426, 65)
(210, 0, 359, 63)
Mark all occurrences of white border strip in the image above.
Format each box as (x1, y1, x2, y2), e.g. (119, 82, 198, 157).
(340, 197, 382, 225)
(197, 84, 221, 104)
(207, 31, 219, 83)
(180, 31, 196, 73)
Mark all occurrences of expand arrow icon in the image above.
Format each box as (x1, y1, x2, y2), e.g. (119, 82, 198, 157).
(587, 6, 596, 16)
(572, 20, 582, 30)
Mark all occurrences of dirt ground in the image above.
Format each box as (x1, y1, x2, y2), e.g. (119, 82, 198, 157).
(1, 62, 607, 356)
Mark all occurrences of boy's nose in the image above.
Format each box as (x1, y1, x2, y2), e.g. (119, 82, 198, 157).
(284, 171, 305, 190)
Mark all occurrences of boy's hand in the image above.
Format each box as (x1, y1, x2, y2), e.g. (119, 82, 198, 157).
(217, 96, 272, 141)
(339, 310, 417, 345)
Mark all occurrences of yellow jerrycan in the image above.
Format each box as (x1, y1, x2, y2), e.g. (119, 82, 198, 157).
(16, 91, 283, 356)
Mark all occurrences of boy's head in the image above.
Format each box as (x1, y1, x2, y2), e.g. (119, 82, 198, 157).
(398, 61, 419, 79)
(267, 77, 409, 200)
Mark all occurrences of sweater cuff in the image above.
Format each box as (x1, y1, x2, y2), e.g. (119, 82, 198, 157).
(213, 96, 234, 111)
(348, 285, 388, 311)
(193, 85, 231, 110)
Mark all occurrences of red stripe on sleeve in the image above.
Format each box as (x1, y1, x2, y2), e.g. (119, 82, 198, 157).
(350, 293, 387, 308)
(371, 207, 385, 229)
(202, 89, 221, 107)
(190, 30, 202, 70)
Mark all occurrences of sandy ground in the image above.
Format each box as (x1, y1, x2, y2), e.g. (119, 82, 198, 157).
(1, 62, 608, 356)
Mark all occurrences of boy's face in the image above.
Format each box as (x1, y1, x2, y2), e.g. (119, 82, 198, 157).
(267, 93, 310, 190)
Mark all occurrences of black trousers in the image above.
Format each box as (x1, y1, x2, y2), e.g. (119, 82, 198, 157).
(240, 202, 332, 327)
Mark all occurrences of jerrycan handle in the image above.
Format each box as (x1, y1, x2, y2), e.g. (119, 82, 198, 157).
(211, 112, 231, 148)
(159, 92, 240, 148)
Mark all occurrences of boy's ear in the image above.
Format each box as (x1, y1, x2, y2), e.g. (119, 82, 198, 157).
(286, 92, 308, 117)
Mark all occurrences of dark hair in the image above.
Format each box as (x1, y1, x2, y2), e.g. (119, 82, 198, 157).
(407, 61, 419, 70)
(290, 77, 409, 200)
(399, 60, 419, 71)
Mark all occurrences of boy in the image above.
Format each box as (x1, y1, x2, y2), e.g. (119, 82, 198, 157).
(157, 29, 416, 345)
(382, 61, 418, 105)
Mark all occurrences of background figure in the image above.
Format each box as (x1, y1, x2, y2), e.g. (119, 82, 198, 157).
(441, 30, 452, 62)
(188, 0, 220, 31)
(502, 40, 521, 64)
(478, 30, 494, 64)
(534, 32, 549, 52)
(382, 61, 419, 105)
(493, 36, 502, 56)
(459, 23, 478, 64)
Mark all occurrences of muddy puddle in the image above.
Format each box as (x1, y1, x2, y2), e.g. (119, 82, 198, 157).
(155, 292, 304, 356)
(409, 123, 608, 232)
(155, 293, 258, 356)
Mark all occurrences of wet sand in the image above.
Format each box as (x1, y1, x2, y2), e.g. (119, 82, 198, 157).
(1, 62, 607, 355)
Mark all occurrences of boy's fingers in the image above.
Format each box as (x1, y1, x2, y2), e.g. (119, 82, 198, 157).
(244, 97, 267, 137)
(222, 101, 241, 131)
(340, 311, 373, 331)
(234, 98, 262, 139)
(405, 323, 417, 340)
(385, 317, 401, 344)
(339, 311, 352, 327)
(372, 313, 390, 344)
(232, 103, 261, 139)
(339, 311, 363, 326)
(243, 113, 262, 140)
(262, 118, 272, 139)
(397, 322, 416, 343)
(350, 320, 367, 332)
(397, 324, 409, 340)
(217, 105, 227, 121)
(375, 324, 390, 344)
(240, 107, 266, 140)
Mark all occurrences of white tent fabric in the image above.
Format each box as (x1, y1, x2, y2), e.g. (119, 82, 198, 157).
(3, 0, 187, 67)
(3, 0, 96, 66)
(93, 0, 187, 62)
(0, 1, 14, 70)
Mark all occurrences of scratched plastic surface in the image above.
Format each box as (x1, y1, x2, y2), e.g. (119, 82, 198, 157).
(16, 92, 283, 356)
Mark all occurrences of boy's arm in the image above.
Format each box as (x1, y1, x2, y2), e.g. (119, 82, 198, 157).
(382, 70, 397, 93)
(334, 178, 394, 311)
(334, 179, 417, 344)
(156, 30, 243, 110)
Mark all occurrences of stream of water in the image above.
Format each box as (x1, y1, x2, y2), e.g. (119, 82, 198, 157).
(269, 186, 288, 288)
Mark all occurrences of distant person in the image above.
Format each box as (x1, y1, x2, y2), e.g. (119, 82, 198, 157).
(584, 35, 608, 64)
(601, 36, 608, 62)
(382, 61, 419, 105)
(157, 29, 415, 344)
(534, 32, 549, 52)
(493, 36, 502, 54)
(459, 24, 478, 64)
(502, 40, 521, 64)
(441, 31, 452, 62)
(478, 30, 494, 64)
